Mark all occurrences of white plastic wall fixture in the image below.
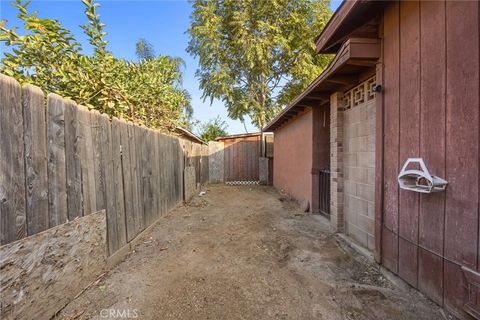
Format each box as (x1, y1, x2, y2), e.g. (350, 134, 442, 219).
(397, 158, 448, 193)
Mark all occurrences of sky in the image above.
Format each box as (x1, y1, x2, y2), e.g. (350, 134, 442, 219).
(0, 0, 342, 135)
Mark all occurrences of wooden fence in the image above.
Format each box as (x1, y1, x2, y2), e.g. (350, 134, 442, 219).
(0, 74, 208, 255)
(219, 133, 262, 182)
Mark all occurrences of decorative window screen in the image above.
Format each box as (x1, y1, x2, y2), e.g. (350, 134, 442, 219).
(343, 76, 376, 110)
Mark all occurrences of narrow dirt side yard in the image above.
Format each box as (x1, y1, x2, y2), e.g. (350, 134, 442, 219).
(59, 185, 446, 320)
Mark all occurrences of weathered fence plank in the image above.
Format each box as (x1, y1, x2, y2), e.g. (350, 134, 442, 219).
(22, 84, 49, 235)
(120, 120, 135, 242)
(78, 105, 97, 215)
(167, 136, 174, 210)
(128, 123, 141, 238)
(151, 130, 160, 221)
(173, 137, 181, 208)
(46, 94, 68, 227)
(140, 128, 153, 225)
(177, 138, 184, 203)
(91, 110, 106, 212)
(167, 136, 175, 210)
(111, 117, 127, 248)
(64, 100, 83, 220)
(99, 113, 117, 254)
(158, 134, 166, 214)
(134, 125, 145, 232)
(0, 75, 26, 244)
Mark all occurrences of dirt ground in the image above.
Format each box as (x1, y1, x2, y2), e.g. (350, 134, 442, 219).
(58, 185, 448, 320)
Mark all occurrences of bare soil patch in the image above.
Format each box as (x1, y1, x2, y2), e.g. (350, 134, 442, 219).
(58, 185, 446, 320)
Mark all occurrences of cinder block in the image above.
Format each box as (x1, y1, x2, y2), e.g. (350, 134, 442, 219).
(348, 195, 368, 215)
(356, 183, 374, 202)
(358, 105, 368, 121)
(347, 137, 356, 152)
(357, 151, 375, 168)
(349, 167, 368, 183)
(258, 157, 269, 185)
(208, 141, 224, 183)
(344, 153, 357, 166)
(184, 166, 196, 201)
(345, 206, 358, 225)
(367, 168, 375, 185)
(358, 120, 375, 137)
(367, 234, 375, 251)
(355, 136, 368, 152)
(366, 101, 376, 119)
(367, 201, 375, 217)
(343, 194, 350, 208)
(367, 134, 375, 152)
(356, 213, 374, 235)
(344, 180, 357, 196)
(346, 223, 368, 248)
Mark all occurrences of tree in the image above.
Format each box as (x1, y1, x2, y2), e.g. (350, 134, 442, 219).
(0, 0, 191, 130)
(136, 38, 156, 61)
(197, 116, 228, 142)
(187, 0, 332, 129)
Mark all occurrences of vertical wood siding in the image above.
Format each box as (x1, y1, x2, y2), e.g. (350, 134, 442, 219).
(418, 0, 446, 305)
(379, 1, 480, 318)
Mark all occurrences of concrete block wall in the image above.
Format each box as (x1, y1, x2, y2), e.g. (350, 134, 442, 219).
(208, 141, 224, 183)
(184, 166, 197, 201)
(259, 157, 269, 185)
(343, 99, 376, 250)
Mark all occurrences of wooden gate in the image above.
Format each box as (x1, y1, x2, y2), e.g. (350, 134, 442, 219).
(377, 2, 480, 319)
(219, 133, 261, 182)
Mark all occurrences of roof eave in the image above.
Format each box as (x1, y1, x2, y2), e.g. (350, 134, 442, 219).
(263, 38, 380, 132)
(175, 127, 207, 145)
(215, 132, 262, 141)
(316, 0, 385, 54)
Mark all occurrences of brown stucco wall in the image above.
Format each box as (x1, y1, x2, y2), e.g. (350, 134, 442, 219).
(273, 110, 313, 208)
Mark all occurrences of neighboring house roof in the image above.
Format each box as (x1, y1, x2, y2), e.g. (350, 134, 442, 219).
(175, 127, 207, 145)
(263, 37, 380, 132)
(216, 132, 262, 141)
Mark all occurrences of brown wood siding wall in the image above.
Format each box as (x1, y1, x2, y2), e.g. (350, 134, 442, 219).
(223, 136, 261, 181)
(378, 1, 480, 318)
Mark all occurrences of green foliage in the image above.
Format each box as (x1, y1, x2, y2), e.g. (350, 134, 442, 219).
(0, 0, 191, 130)
(136, 38, 156, 61)
(196, 116, 228, 142)
(187, 0, 332, 128)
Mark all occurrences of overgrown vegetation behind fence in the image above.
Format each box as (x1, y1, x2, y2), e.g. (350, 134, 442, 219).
(0, 74, 208, 255)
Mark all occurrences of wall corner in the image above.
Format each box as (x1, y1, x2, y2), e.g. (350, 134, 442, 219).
(329, 92, 345, 233)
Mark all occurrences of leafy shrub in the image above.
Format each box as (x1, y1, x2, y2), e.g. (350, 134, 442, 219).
(0, 0, 191, 130)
